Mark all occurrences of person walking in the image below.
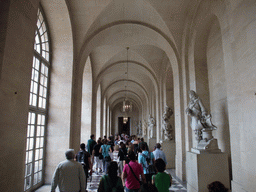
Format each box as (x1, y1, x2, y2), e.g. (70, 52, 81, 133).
(122, 152, 146, 192)
(138, 143, 155, 184)
(76, 143, 92, 191)
(152, 143, 167, 165)
(92, 139, 103, 174)
(100, 139, 112, 173)
(152, 158, 172, 192)
(87, 134, 97, 156)
(98, 161, 124, 192)
(51, 149, 86, 192)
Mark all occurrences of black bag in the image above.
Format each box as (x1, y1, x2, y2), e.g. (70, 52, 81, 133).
(104, 155, 111, 162)
(99, 153, 103, 159)
(77, 150, 89, 169)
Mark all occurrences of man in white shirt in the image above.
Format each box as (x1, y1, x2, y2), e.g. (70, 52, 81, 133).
(152, 143, 167, 165)
(51, 149, 86, 192)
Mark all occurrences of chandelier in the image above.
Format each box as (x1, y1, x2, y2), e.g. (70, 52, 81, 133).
(123, 115, 128, 124)
(122, 47, 132, 113)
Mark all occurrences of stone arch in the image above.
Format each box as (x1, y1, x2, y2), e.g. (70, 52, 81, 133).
(81, 56, 92, 143)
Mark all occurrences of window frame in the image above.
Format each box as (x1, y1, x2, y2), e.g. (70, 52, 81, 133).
(24, 5, 51, 192)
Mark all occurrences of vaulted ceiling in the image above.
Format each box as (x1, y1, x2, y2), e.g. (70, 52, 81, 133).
(53, 0, 192, 110)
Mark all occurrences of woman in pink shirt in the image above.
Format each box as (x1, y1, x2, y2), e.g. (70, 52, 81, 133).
(122, 152, 146, 192)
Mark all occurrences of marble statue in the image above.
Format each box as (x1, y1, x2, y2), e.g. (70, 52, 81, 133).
(135, 123, 139, 135)
(186, 90, 220, 153)
(162, 105, 173, 140)
(148, 115, 156, 139)
(143, 119, 147, 136)
(138, 120, 142, 136)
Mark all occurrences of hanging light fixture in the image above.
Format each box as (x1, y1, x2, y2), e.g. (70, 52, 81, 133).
(123, 115, 128, 124)
(123, 47, 132, 113)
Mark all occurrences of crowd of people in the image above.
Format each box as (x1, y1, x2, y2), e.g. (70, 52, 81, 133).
(51, 133, 228, 192)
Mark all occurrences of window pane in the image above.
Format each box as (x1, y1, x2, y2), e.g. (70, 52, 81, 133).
(30, 126, 34, 137)
(44, 77, 48, 87)
(42, 98, 46, 109)
(32, 94, 37, 106)
(42, 51, 46, 58)
(26, 139, 29, 150)
(31, 113, 35, 124)
(38, 97, 42, 108)
(45, 42, 49, 51)
(39, 85, 43, 96)
(34, 161, 38, 173)
(45, 66, 48, 76)
(42, 42, 45, 51)
(37, 19, 41, 28)
(40, 137, 44, 147)
(34, 173, 38, 184)
(36, 137, 40, 148)
(29, 93, 33, 105)
(39, 160, 43, 171)
(35, 33, 40, 44)
(43, 87, 47, 97)
(38, 171, 42, 182)
(37, 114, 41, 125)
(46, 52, 49, 61)
(42, 22, 46, 33)
(25, 176, 32, 190)
(40, 75, 44, 86)
(28, 150, 33, 163)
(35, 59, 40, 70)
(37, 126, 41, 137)
(44, 32, 48, 42)
(35, 149, 39, 160)
(29, 138, 34, 150)
(28, 112, 31, 123)
(33, 81, 38, 94)
(39, 148, 43, 159)
(39, 26, 44, 36)
(26, 163, 32, 176)
(41, 63, 45, 74)
(34, 70, 39, 81)
(41, 115, 45, 125)
(27, 126, 30, 137)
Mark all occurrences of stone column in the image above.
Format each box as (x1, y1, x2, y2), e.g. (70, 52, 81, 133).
(0, 1, 40, 191)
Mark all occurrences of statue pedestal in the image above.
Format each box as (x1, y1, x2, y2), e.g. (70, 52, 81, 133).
(161, 140, 175, 169)
(186, 151, 230, 192)
(148, 137, 156, 151)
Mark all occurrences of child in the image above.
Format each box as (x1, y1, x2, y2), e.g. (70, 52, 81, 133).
(152, 158, 172, 192)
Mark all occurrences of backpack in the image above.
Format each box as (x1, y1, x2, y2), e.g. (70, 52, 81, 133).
(77, 150, 89, 169)
(142, 152, 155, 174)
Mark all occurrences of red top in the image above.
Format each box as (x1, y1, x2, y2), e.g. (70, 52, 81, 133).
(123, 161, 143, 189)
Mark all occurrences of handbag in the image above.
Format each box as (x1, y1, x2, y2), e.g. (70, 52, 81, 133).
(104, 155, 111, 162)
(99, 153, 103, 159)
(128, 163, 143, 185)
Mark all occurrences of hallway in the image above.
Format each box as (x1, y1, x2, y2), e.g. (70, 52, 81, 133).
(35, 169, 187, 192)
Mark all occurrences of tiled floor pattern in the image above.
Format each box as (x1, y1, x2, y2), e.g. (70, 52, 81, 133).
(36, 170, 187, 192)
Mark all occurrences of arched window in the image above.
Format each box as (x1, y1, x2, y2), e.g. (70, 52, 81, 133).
(24, 6, 51, 191)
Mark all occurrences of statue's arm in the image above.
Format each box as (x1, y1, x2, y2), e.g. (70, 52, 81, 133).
(198, 99, 207, 116)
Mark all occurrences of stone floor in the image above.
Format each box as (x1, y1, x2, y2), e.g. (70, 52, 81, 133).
(36, 169, 187, 192)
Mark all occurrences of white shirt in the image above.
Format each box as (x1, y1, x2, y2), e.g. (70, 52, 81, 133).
(51, 159, 86, 192)
(153, 148, 167, 165)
